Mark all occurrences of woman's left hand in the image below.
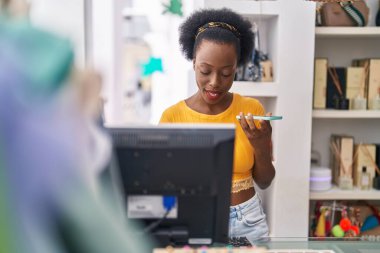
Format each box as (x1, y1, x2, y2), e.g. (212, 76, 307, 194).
(238, 112, 272, 152)
(239, 112, 275, 189)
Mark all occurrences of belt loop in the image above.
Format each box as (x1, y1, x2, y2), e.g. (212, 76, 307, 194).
(236, 205, 242, 221)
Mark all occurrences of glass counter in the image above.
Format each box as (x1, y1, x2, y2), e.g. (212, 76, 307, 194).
(252, 237, 380, 253)
(154, 237, 380, 252)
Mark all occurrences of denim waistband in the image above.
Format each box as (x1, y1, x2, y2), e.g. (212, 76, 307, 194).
(229, 193, 259, 218)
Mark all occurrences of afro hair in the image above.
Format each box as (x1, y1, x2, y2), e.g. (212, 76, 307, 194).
(179, 8, 254, 66)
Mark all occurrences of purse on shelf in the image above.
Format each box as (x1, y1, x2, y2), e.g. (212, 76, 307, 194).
(235, 23, 263, 81)
(321, 0, 369, 27)
(235, 23, 272, 82)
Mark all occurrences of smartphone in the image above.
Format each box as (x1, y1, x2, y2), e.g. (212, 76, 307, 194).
(236, 115, 283, 121)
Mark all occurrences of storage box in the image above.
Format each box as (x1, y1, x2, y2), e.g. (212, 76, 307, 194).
(353, 144, 376, 187)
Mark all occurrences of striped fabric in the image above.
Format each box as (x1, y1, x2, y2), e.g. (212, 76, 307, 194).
(340, 1, 366, 26)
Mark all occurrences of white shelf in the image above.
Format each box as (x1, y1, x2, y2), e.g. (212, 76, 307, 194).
(310, 185, 380, 200)
(205, 0, 279, 17)
(231, 81, 278, 97)
(315, 27, 380, 38)
(312, 110, 380, 119)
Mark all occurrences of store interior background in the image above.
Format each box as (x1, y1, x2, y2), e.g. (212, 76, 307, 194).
(25, 0, 380, 238)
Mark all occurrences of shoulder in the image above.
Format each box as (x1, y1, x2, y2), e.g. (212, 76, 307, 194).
(233, 93, 265, 115)
(233, 93, 264, 109)
(160, 101, 186, 123)
(162, 101, 185, 115)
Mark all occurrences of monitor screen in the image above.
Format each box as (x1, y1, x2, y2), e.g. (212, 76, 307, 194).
(108, 124, 235, 246)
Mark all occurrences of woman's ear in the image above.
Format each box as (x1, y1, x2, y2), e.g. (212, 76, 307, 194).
(192, 59, 196, 71)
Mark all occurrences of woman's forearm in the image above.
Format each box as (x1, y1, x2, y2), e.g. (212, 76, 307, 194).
(252, 148, 275, 189)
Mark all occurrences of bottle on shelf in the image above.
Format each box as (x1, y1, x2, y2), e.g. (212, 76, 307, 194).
(352, 95, 367, 110)
(339, 175, 353, 190)
(360, 166, 371, 190)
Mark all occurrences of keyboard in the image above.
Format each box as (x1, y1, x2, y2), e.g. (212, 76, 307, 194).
(154, 237, 335, 253)
(153, 248, 335, 253)
(228, 236, 253, 247)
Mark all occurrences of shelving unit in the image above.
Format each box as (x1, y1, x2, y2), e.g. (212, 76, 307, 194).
(315, 27, 380, 38)
(310, 186, 380, 200)
(311, 23, 380, 167)
(231, 82, 278, 97)
(311, 14, 380, 236)
(205, 0, 316, 238)
(313, 110, 380, 119)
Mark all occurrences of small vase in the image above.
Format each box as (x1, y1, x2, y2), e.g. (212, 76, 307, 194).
(339, 175, 353, 190)
(333, 96, 349, 110)
(352, 96, 367, 110)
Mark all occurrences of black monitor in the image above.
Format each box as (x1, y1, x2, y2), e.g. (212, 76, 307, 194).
(108, 124, 235, 247)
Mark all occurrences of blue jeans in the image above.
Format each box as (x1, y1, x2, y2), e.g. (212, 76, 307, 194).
(229, 193, 269, 242)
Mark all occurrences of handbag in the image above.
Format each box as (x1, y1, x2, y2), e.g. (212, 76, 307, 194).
(235, 23, 270, 82)
(321, 0, 369, 27)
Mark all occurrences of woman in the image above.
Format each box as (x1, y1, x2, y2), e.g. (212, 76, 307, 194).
(159, 8, 275, 241)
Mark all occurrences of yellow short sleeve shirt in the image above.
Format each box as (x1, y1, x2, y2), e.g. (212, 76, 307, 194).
(159, 93, 265, 182)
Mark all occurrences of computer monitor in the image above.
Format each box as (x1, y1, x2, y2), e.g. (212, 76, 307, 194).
(107, 124, 235, 247)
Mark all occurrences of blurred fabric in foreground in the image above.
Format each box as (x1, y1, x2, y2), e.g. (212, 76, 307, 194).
(0, 1, 155, 252)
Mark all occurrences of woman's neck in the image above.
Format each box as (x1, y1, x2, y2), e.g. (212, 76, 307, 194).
(185, 92, 233, 115)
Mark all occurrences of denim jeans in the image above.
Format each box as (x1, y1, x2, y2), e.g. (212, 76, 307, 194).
(229, 193, 269, 242)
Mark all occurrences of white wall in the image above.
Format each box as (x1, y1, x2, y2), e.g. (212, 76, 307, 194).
(28, 0, 86, 67)
(138, 0, 193, 124)
(265, 1, 316, 237)
(135, 0, 202, 124)
(89, 0, 201, 124)
(90, 0, 124, 125)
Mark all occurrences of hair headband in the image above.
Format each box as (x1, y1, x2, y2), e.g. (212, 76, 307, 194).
(195, 22, 241, 39)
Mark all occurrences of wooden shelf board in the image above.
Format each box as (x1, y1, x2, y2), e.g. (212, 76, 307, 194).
(315, 27, 380, 38)
(312, 110, 380, 119)
(310, 185, 380, 200)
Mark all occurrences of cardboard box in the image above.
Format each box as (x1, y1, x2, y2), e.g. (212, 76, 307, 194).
(353, 144, 376, 187)
(346, 67, 366, 109)
(330, 135, 354, 185)
(313, 58, 328, 109)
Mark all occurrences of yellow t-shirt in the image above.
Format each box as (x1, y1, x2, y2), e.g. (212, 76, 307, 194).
(159, 93, 265, 182)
